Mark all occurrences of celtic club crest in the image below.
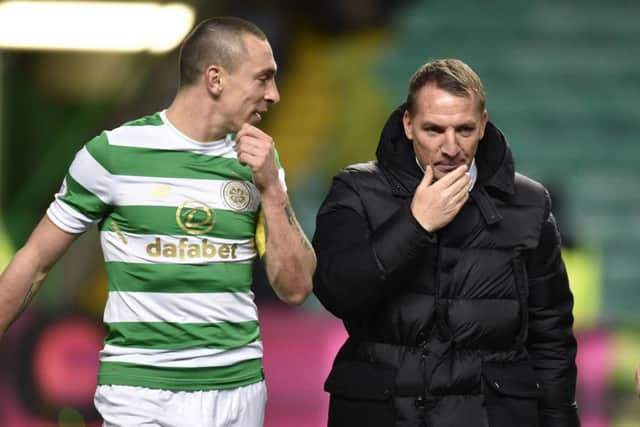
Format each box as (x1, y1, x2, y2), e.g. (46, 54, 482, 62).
(222, 181, 252, 211)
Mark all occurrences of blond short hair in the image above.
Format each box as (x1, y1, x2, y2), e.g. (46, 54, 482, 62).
(406, 58, 485, 116)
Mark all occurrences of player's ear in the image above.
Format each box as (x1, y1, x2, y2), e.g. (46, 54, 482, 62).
(204, 65, 223, 96)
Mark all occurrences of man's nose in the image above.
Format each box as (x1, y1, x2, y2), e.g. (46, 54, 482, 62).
(441, 130, 459, 157)
(266, 81, 280, 104)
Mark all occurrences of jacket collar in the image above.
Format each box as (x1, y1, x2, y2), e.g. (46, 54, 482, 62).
(375, 104, 515, 198)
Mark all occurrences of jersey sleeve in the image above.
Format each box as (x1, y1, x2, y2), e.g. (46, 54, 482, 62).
(255, 210, 266, 258)
(46, 132, 114, 233)
(275, 148, 287, 192)
(254, 148, 287, 257)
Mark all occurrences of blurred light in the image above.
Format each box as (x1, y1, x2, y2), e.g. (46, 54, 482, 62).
(0, 1, 195, 53)
(32, 318, 103, 409)
(58, 407, 85, 427)
(0, 217, 14, 271)
(16, 316, 104, 421)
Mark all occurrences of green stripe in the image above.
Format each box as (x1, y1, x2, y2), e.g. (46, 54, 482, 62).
(104, 321, 260, 350)
(106, 145, 253, 181)
(274, 148, 282, 169)
(59, 173, 110, 220)
(122, 113, 163, 127)
(102, 206, 257, 239)
(98, 358, 263, 391)
(105, 262, 253, 293)
(85, 131, 110, 169)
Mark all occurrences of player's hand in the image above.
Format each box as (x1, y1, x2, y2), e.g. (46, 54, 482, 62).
(235, 123, 280, 193)
(636, 367, 640, 398)
(410, 164, 470, 232)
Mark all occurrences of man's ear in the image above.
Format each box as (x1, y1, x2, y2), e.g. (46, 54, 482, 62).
(204, 65, 223, 95)
(402, 109, 413, 141)
(478, 110, 489, 139)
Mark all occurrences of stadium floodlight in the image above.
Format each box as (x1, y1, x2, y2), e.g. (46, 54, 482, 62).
(0, 1, 195, 53)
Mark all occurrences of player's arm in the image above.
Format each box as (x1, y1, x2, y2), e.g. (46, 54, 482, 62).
(258, 185, 315, 305)
(236, 124, 315, 305)
(0, 216, 78, 339)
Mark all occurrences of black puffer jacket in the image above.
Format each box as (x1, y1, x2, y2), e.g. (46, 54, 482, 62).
(313, 106, 580, 427)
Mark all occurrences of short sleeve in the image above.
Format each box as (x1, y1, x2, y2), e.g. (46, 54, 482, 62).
(46, 132, 113, 233)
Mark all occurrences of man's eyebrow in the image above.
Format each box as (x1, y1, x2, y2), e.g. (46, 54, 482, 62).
(456, 122, 477, 128)
(256, 67, 277, 76)
(420, 121, 476, 129)
(422, 122, 444, 129)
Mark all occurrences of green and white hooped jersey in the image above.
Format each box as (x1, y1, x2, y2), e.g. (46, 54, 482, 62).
(46, 111, 286, 391)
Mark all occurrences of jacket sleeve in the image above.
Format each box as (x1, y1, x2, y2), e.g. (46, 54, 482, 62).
(526, 192, 580, 427)
(312, 171, 435, 319)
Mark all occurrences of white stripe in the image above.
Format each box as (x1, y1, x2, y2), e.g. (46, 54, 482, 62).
(99, 341, 263, 368)
(103, 291, 258, 324)
(69, 146, 113, 203)
(101, 231, 257, 264)
(110, 175, 261, 212)
(47, 198, 98, 233)
(106, 120, 239, 159)
(278, 168, 287, 192)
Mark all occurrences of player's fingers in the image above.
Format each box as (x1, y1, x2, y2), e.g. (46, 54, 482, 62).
(237, 143, 274, 167)
(237, 123, 271, 140)
(237, 134, 273, 153)
(236, 140, 270, 161)
(237, 151, 260, 167)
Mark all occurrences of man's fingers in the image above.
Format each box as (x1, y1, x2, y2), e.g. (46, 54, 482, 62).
(418, 165, 435, 189)
(237, 151, 260, 167)
(433, 164, 468, 188)
(237, 122, 270, 141)
(236, 133, 266, 146)
(236, 132, 274, 156)
(236, 137, 263, 154)
(236, 138, 274, 164)
(435, 171, 470, 203)
(236, 123, 257, 139)
(450, 186, 469, 208)
(446, 172, 471, 196)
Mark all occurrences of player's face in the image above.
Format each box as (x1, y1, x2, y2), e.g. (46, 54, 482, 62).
(220, 34, 279, 131)
(403, 84, 487, 180)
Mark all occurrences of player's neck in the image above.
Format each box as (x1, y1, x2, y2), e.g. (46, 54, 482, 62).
(166, 88, 228, 142)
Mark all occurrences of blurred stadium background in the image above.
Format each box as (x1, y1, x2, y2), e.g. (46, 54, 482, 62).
(0, 0, 639, 426)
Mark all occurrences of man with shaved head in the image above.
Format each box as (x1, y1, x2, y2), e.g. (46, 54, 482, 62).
(179, 17, 266, 85)
(0, 17, 315, 427)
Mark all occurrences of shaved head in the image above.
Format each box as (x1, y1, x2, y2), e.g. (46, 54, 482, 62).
(178, 17, 267, 87)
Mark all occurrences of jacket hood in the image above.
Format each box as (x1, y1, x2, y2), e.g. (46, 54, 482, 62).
(375, 103, 515, 196)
